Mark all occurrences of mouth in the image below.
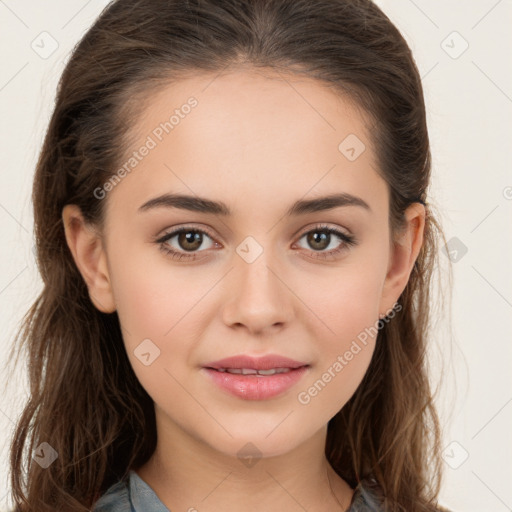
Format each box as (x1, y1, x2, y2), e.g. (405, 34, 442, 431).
(207, 366, 309, 376)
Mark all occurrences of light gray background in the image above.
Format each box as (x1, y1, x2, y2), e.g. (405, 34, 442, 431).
(1, 1, 511, 511)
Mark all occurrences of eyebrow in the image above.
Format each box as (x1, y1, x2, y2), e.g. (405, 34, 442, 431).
(138, 192, 371, 216)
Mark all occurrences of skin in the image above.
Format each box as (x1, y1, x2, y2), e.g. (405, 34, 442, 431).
(63, 67, 425, 511)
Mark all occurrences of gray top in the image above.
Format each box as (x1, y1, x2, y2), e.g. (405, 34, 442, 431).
(93, 470, 385, 511)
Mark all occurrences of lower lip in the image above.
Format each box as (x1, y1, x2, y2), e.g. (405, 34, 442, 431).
(202, 366, 309, 400)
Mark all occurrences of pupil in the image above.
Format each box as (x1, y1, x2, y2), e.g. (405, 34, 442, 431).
(179, 231, 202, 251)
(309, 231, 329, 250)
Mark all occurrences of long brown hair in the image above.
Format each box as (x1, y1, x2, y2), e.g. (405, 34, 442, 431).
(4, 0, 452, 510)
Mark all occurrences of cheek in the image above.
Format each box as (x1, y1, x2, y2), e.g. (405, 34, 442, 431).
(296, 340, 375, 425)
(295, 278, 380, 423)
(109, 245, 210, 339)
(109, 257, 205, 407)
(108, 247, 218, 387)
(292, 257, 386, 416)
(298, 258, 386, 346)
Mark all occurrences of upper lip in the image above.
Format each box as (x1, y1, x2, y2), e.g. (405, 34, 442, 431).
(203, 354, 309, 371)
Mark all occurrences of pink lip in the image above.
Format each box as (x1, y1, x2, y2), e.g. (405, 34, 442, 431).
(202, 354, 310, 400)
(203, 354, 308, 371)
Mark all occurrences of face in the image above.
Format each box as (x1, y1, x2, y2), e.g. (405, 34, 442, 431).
(64, 67, 423, 460)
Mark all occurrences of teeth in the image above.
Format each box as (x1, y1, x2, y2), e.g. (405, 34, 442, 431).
(217, 367, 293, 375)
(256, 368, 290, 375)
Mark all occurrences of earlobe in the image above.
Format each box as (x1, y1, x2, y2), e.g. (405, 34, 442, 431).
(61, 204, 116, 313)
(378, 203, 425, 317)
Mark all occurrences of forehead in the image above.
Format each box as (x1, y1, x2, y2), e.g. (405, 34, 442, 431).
(105, 68, 386, 221)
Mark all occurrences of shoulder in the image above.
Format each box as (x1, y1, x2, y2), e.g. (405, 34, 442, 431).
(348, 478, 454, 512)
(348, 477, 385, 511)
(8, 474, 137, 512)
(92, 477, 134, 512)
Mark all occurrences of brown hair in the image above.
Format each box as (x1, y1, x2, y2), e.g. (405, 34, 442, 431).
(4, 0, 452, 510)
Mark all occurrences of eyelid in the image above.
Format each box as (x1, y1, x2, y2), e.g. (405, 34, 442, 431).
(155, 224, 219, 244)
(292, 223, 357, 259)
(294, 222, 353, 239)
(155, 222, 356, 260)
(155, 223, 353, 245)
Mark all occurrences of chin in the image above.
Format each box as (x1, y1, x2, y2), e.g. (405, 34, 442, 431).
(205, 427, 307, 462)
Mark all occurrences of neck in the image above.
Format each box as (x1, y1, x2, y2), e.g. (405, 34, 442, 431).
(136, 417, 354, 512)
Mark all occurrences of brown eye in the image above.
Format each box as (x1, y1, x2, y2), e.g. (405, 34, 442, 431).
(306, 231, 331, 251)
(295, 225, 357, 260)
(177, 231, 204, 251)
(156, 227, 218, 261)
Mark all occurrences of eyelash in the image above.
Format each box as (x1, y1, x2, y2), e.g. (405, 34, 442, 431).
(155, 224, 357, 262)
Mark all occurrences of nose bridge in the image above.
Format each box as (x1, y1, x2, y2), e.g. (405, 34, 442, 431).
(222, 235, 293, 333)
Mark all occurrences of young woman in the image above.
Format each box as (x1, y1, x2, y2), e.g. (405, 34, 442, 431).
(6, 0, 451, 510)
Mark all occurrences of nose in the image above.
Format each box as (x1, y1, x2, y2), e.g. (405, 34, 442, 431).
(221, 247, 294, 336)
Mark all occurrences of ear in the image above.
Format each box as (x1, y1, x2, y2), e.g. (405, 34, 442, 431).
(62, 204, 116, 313)
(378, 202, 425, 317)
